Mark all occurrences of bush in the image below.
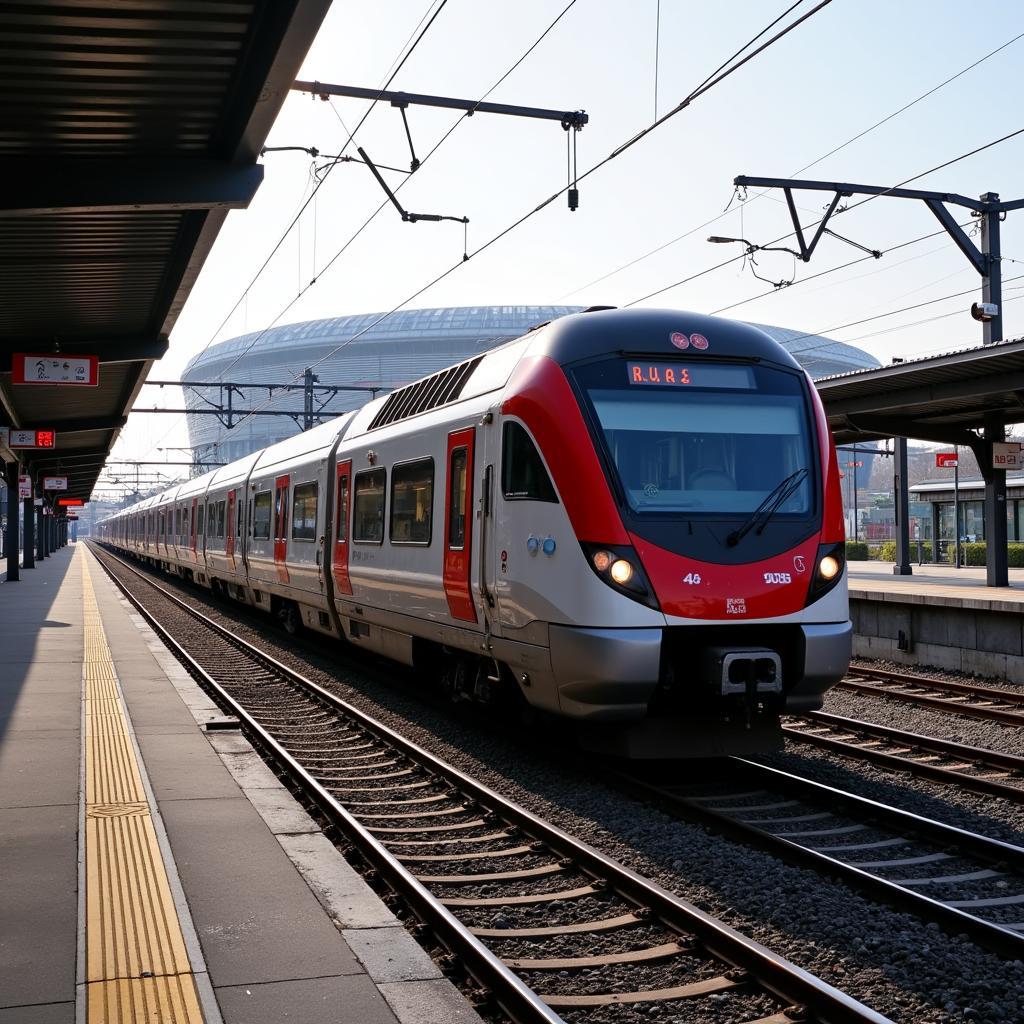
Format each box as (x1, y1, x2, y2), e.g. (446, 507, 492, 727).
(877, 540, 934, 562)
(950, 542, 1024, 567)
(845, 541, 869, 560)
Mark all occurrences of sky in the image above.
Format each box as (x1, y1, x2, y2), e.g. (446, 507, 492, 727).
(103, 0, 1024, 496)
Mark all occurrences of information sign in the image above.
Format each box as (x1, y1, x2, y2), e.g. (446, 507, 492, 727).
(11, 353, 99, 386)
(1, 428, 56, 449)
(18, 474, 31, 499)
(992, 442, 1022, 470)
(936, 452, 958, 468)
(43, 476, 68, 491)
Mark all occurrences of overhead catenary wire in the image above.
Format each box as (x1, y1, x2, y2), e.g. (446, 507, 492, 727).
(562, 28, 1024, 300)
(204, 0, 835, 450)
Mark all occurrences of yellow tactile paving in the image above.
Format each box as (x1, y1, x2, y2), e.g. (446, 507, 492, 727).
(80, 554, 204, 1022)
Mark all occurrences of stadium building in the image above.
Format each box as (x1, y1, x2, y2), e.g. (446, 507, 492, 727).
(183, 306, 879, 463)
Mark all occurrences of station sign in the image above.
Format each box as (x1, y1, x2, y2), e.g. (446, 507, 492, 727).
(935, 452, 958, 468)
(58, 498, 84, 507)
(992, 442, 1022, 470)
(0, 427, 56, 449)
(43, 476, 68, 491)
(18, 474, 31, 499)
(11, 353, 99, 386)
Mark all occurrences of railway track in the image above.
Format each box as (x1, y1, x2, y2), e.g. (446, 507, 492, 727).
(842, 665, 1024, 726)
(784, 712, 1024, 802)
(89, 543, 892, 1024)
(616, 760, 1024, 960)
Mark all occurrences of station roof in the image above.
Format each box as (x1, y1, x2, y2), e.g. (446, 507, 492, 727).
(0, 0, 330, 503)
(816, 337, 1024, 447)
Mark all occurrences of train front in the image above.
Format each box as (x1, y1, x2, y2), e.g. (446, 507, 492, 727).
(526, 309, 850, 757)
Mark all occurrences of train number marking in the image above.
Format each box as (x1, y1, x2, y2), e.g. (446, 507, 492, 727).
(763, 572, 792, 585)
(726, 597, 746, 614)
(681, 572, 702, 585)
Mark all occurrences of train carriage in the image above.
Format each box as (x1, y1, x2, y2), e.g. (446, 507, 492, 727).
(98, 308, 851, 758)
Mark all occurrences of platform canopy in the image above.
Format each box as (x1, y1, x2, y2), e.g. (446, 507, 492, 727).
(0, 0, 331, 503)
(816, 337, 1024, 449)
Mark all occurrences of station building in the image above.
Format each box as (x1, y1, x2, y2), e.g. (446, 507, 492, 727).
(183, 305, 881, 463)
(910, 475, 1024, 556)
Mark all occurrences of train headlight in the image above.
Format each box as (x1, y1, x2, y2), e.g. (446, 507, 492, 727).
(818, 554, 841, 580)
(610, 559, 634, 585)
(581, 543, 659, 610)
(806, 542, 845, 605)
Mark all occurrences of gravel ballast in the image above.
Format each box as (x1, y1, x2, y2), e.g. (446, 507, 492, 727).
(99, 555, 1024, 1024)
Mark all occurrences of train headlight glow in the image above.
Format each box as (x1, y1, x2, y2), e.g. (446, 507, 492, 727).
(592, 549, 614, 573)
(610, 559, 634, 584)
(818, 554, 841, 580)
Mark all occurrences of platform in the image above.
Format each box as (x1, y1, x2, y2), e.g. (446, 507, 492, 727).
(847, 561, 1024, 681)
(0, 543, 481, 1024)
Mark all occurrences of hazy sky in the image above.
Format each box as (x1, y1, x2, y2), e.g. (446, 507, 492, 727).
(105, 0, 1024, 494)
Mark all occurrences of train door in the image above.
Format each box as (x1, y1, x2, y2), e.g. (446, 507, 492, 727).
(331, 460, 352, 595)
(477, 420, 501, 637)
(443, 429, 476, 622)
(274, 475, 290, 583)
(226, 489, 236, 567)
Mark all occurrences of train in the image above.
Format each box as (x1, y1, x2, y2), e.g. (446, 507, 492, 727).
(97, 307, 850, 757)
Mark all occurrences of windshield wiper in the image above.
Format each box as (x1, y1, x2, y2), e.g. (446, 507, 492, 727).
(726, 468, 808, 547)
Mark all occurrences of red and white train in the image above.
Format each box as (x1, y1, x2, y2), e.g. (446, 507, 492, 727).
(97, 308, 850, 757)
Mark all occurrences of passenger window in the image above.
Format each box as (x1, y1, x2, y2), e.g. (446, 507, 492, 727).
(336, 474, 349, 542)
(390, 459, 433, 545)
(291, 482, 318, 541)
(501, 421, 557, 502)
(218, 500, 226, 539)
(448, 447, 468, 549)
(196, 504, 205, 538)
(353, 469, 386, 543)
(253, 491, 272, 540)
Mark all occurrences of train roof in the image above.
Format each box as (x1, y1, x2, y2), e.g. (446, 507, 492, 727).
(529, 308, 804, 370)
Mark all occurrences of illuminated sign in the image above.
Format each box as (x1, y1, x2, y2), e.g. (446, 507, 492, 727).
(935, 452, 958, 468)
(992, 442, 1022, 470)
(43, 476, 68, 491)
(58, 498, 85, 507)
(11, 353, 99, 386)
(2, 428, 56, 449)
(627, 362, 754, 389)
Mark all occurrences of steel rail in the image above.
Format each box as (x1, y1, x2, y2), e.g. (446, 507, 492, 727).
(785, 712, 1024, 802)
(847, 664, 1024, 707)
(839, 668, 1024, 726)
(612, 760, 1024, 959)
(91, 544, 892, 1024)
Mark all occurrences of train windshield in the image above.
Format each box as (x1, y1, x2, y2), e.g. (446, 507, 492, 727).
(576, 360, 813, 517)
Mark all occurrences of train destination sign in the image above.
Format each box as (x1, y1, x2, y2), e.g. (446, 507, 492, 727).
(43, 476, 68, 491)
(11, 353, 99, 386)
(627, 361, 754, 389)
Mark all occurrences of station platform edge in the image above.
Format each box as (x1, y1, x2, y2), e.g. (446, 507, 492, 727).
(0, 544, 482, 1024)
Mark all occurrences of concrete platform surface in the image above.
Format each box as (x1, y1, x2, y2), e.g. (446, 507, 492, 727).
(0, 544, 481, 1024)
(849, 560, 1024, 612)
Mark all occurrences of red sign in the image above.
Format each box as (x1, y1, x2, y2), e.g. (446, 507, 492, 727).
(58, 498, 84, 507)
(936, 452, 958, 468)
(11, 353, 99, 386)
(4, 428, 56, 449)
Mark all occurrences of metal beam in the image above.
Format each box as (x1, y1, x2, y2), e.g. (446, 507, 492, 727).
(294, 80, 589, 129)
(19, 416, 126, 435)
(0, 159, 264, 217)
(821, 370, 1024, 417)
(0, 335, 168, 373)
(734, 175, 981, 211)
